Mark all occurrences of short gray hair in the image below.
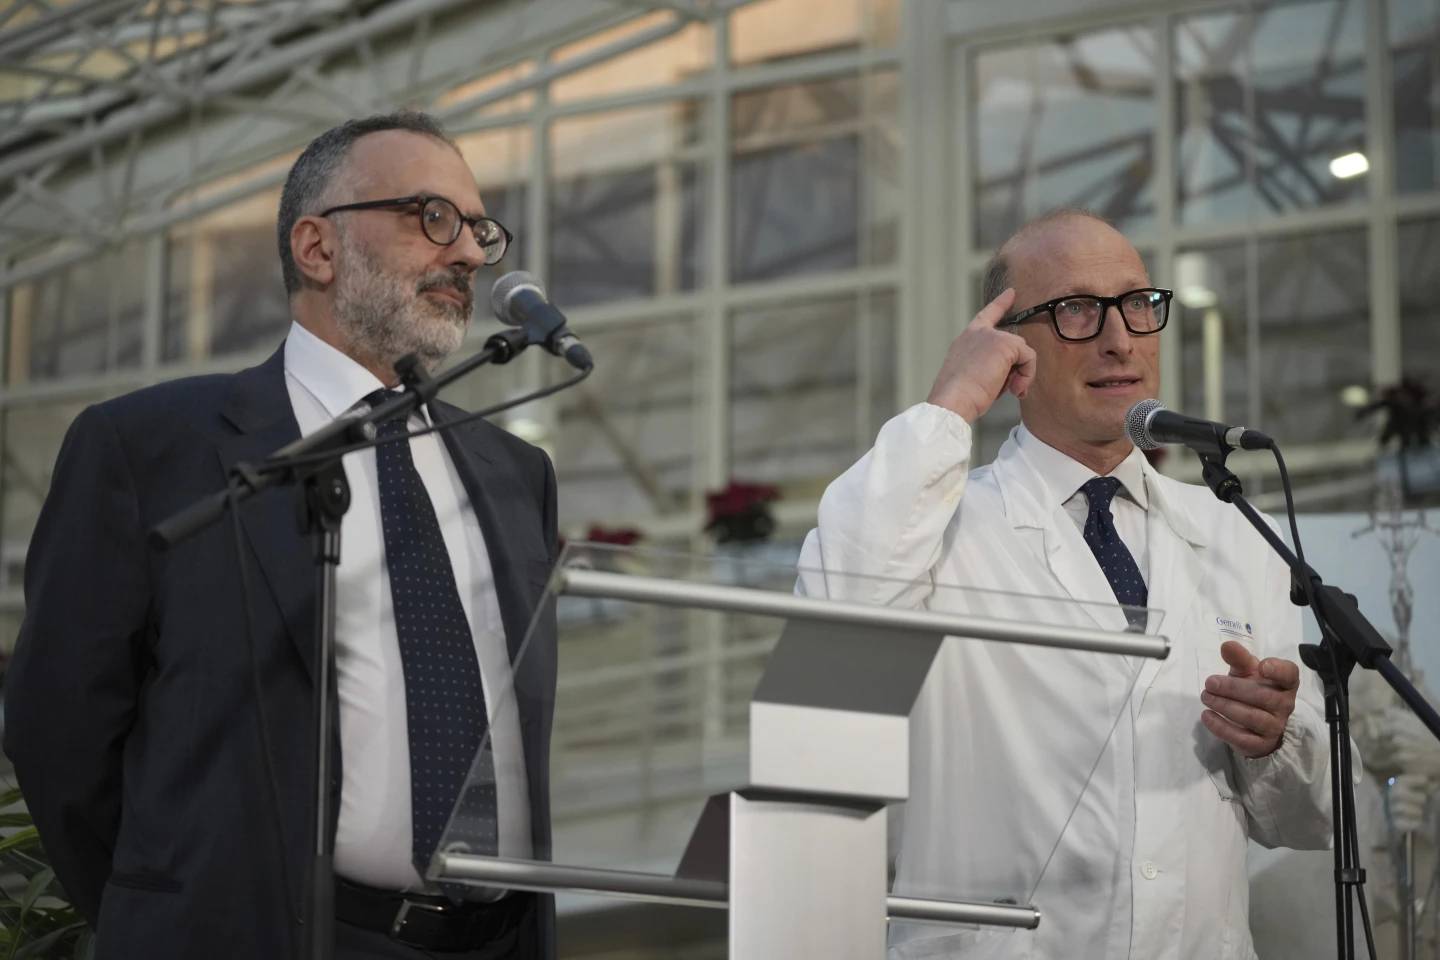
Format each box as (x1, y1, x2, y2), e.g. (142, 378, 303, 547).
(980, 207, 1114, 306)
(276, 111, 460, 295)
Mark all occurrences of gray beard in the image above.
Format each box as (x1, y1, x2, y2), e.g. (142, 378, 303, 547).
(332, 236, 471, 374)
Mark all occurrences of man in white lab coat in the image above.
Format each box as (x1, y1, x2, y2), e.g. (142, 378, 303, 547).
(798, 210, 1335, 959)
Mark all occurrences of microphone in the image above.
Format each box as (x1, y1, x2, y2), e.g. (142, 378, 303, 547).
(489, 271, 593, 370)
(1125, 398, 1272, 458)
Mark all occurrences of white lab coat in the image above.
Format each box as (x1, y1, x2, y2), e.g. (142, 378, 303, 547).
(797, 404, 1336, 960)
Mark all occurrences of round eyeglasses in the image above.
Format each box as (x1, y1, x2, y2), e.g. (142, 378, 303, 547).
(999, 288, 1173, 342)
(319, 194, 512, 265)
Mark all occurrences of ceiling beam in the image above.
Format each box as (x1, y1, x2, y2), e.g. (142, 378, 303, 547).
(0, 0, 403, 174)
(0, 0, 138, 62)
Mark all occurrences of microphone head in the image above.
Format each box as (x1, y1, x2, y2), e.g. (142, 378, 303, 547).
(490, 270, 544, 325)
(1125, 398, 1164, 451)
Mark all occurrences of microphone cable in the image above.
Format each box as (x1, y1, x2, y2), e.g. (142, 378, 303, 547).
(256, 364, 591, 479)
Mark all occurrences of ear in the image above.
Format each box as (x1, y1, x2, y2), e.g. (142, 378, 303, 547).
(291, 215, 336, 288)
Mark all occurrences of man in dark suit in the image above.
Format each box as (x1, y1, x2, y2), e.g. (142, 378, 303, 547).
(4, 111, 557, 959)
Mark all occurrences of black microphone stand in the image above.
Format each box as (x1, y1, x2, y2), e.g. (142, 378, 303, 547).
(149, 326, 532, 960)
(1193, 450, 1440, 960)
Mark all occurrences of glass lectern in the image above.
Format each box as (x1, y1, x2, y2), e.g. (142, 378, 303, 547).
(428, 543, 1167, 959)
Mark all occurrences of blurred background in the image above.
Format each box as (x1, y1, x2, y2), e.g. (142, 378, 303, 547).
(0, 0, 1438, 956)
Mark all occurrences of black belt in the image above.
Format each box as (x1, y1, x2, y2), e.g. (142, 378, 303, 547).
(334, 878, 527, 953)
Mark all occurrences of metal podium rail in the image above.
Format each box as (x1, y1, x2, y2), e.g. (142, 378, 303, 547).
(435, 854, 1043, 929)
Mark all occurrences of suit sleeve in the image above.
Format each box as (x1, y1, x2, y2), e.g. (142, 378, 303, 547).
(1231, 514, 1341, 850)
(3, 404, 151, 924)
(796, 403, 973, 606)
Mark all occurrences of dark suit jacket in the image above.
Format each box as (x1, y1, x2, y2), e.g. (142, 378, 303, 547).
(4, 345, 558, 958)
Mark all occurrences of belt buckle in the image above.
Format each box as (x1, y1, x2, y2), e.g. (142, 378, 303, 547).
(391, 897, 452, 941)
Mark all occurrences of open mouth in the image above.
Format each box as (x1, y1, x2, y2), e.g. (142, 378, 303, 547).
(1086, 376, 1141, 390)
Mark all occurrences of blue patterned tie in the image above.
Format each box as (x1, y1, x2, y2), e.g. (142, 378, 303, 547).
(1080, 476, 1148, 631)
(367, 390, 499, 879)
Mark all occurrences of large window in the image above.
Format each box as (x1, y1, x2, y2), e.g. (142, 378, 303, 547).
(1173, 230, 1372, 448)
(973, 25, 1157, 247)
(1175, 0, 1368, 224)
(1256, 228, 1371, 445)
(729, 291, 896, 489)
(1391, 0, 1440, 193)
(731, 72, 899, 282)
(164, 189, 287, 363)
(1398, 215, 1440, 386)
(549, 102, 708, 307)
(7, 239, 146, 385)
(548, 316, 697, 531)
(1175, 244, 1249, 426)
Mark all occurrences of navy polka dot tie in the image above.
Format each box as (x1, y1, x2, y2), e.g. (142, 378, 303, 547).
(1080, 476, 1149, 632)
(367, 390, 499, 878)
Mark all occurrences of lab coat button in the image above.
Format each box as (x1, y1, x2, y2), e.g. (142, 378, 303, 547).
(1140, 860, 1159, 880)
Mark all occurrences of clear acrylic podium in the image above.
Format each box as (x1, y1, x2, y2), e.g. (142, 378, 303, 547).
(428, 543, 1168, 958)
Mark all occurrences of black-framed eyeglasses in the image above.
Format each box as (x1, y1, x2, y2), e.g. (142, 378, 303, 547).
(999, 288, 1173, 342)
(319, 194, 512, 265)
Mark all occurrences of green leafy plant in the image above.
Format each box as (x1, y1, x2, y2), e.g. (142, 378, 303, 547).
(0, 787, 92, 960)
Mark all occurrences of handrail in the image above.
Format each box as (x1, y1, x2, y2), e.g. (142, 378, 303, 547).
(558, 568, 1169, 660)
(433, 854, 1042, 930)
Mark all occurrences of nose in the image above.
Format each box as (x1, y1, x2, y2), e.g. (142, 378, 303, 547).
(1096, 303, 1135, 357)
(444, 224, 488, 274)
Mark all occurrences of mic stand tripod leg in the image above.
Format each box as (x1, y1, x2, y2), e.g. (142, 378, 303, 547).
(1302, 638, 1362, 960)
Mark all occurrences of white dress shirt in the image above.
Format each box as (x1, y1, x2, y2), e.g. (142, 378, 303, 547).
(283, 321, 531, 892)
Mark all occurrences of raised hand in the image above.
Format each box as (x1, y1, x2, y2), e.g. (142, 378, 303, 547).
(1200, 639, 1300, 759)
(926, 288, 1037, 424)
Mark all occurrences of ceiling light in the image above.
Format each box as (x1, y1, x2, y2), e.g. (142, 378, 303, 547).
(1329, 152, 1369, 179)
(1177, 286, 1218, 309)
(1339, 384, 1370, 408)
(1174, 253, 1218, 309)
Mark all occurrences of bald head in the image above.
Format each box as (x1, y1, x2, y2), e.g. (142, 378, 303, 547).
(981, 208, 1119, 306)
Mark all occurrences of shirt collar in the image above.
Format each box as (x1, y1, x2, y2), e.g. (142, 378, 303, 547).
(283, 321, 429, 424)
(1013, 422, 1150, 511)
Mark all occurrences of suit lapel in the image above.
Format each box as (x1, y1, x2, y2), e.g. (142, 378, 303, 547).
(217, 346, 315, 678)
(428, 404, 536, 667)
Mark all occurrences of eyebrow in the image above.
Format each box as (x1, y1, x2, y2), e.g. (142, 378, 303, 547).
(407, 189, 487, 219)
